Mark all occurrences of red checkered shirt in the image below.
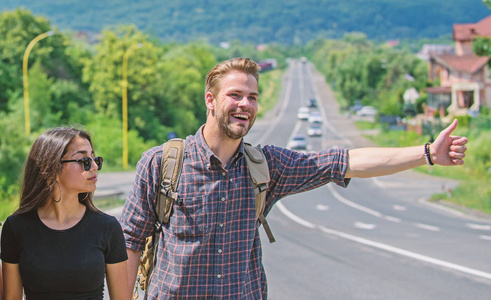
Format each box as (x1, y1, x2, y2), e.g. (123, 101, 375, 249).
(120, 126, 349, 299)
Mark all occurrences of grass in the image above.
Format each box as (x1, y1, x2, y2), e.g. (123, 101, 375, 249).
(257, 69, 282, 119)
(94, 197, 127, 211)
(354, 120, 379, 130)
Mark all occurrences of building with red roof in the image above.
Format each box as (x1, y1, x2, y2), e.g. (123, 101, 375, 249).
(426, 15, 491, 117)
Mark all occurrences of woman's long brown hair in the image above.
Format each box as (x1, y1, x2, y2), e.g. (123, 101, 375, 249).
(15, 127, 100, 214)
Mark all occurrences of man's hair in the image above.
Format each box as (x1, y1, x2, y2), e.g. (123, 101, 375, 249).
(205, 57, 260, 98)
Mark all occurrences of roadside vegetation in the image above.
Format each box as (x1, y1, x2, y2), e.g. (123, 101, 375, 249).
(1, 8, 490, 220)
(308, 33, 490, 215)
(0, 9, 292, 220)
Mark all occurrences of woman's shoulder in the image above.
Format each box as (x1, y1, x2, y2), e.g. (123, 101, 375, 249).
(5, 210, 37, 224)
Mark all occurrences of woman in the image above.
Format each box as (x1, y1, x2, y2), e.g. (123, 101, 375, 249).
(1, 127, 129, 300)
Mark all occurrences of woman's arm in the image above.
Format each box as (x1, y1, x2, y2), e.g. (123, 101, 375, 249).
(106, 261, 130, 300)
(2, 262, 23, 300)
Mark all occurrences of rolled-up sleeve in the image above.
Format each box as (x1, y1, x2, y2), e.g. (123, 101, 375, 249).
(264, 145, 350, 201)
(120, 146, 162, 252)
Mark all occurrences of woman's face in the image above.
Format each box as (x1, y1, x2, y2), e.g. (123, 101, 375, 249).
(57, 136, 99, 197)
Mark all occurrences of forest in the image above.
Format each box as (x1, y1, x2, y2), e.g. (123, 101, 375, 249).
(0, 6, 490, 219)
(2, 0, 490, 45)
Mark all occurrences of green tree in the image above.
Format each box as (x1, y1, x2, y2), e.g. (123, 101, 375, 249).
(155, 43, 216, 138)
(0, 9, 51, 112)
(81, 25, 163, 139)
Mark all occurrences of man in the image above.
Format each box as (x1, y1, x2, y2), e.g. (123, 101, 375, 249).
(121, 57, 467, 299)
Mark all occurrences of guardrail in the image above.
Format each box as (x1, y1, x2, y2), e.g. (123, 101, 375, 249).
(93, 189, 125, 200)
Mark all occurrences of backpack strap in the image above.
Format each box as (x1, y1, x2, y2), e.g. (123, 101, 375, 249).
(137, 138, 185, 296)
(244, 143, 276, 243)
(156, 138, 185, 227)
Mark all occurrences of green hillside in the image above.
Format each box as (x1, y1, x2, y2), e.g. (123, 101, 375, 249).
(2, 0, 490, 44)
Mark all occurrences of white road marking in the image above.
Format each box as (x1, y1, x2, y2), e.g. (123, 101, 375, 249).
(467, 223, 491, 231)
(415, 223, 441, 232)
(354, 222, 376, 230)
(384, 216, 402, 223)
(316, 204, 329, 211)
(327, 185, 399, 223)
(418, 198, 467, 217)
(372, 177, 385, 189)
(327, 185, 382, 218)
(479, 235, 491, 241)
(277, 201, 316, 229)
(393, 205, 407, 211)
(277, 201, 491, 281)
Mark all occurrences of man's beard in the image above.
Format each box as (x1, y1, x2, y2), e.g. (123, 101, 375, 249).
(216, 109, 256, 140)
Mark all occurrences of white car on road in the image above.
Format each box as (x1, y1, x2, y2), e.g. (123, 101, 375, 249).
(287, 135, 308, 150)
(356, 106, 377, 117)
(307, 123, 322, 137)
(308, 111, 323, 124)
(297, 107, 310, 120)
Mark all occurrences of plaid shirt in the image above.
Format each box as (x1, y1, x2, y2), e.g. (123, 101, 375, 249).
(121, 126, 349, 299)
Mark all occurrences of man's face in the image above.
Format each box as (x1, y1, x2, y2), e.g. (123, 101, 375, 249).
(209, 71, 259, 140)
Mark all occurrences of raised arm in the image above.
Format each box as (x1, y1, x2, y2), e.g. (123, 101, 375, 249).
(346, 119, 468, 178)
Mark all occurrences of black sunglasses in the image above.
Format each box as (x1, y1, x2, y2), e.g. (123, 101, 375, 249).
(61, 156, 103, 171)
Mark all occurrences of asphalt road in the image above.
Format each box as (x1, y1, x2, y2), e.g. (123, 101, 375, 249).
(101, 60, 491, 299)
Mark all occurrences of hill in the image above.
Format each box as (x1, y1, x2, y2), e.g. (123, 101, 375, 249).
(1, 0, 490, 44)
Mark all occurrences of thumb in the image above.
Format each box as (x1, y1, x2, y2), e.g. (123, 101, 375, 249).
(439, 119, 458, 138)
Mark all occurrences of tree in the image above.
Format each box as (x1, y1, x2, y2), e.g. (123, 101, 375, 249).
(0, 9, 55, 112)
(81, 25, 163, 138)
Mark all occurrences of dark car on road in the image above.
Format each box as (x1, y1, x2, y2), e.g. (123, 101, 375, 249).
(307, 98, 318, 108)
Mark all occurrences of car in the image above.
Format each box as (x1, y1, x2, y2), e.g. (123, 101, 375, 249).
(307, 123, 322, 137)
(308, 111, 323, 124)
(350, 103, 363, 113)
(356, 106, 377, 117)
(307, 98, 318, 108)
(297, 107, 310, 120)
(287, 135, 308, 150)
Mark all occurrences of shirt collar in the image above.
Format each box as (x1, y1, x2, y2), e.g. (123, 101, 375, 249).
(195, 125, 245, 168)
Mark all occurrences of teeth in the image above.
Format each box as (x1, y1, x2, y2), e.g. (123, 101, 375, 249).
(233, 114, 248, 120)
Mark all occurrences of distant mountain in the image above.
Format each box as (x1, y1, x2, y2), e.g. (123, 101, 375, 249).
(2, 0, 490, 44)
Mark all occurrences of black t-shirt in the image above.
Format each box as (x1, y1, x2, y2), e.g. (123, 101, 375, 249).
(0, 208, 128, 300)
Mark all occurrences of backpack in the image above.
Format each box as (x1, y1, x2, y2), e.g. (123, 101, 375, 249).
(134, 138, 275, 296)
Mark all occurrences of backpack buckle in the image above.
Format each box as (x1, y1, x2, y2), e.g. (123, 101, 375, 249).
(154, 220, 162, 232)
(256, 182, 269, 193)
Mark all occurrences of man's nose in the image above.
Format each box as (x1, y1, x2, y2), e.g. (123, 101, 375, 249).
(238, 96, 250, 106)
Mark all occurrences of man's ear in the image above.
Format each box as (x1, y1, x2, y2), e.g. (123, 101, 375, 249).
(205, 92, 215, 111)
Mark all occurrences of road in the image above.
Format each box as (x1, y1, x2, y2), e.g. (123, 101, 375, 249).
(101, 60, 491, 299)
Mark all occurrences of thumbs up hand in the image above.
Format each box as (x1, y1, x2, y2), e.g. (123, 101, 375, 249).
(430, 119, 468, 166)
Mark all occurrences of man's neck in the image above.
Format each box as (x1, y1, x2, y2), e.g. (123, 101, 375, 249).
(202, 125, 241, 165)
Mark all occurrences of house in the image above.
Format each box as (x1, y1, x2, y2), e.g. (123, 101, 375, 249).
(416, 44, 454, 61)
(426, 15, 491, 117)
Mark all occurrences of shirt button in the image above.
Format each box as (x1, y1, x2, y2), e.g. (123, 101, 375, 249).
(218, 249, 223, 254)
(221, 197, 225, 201)
(222, 172, 226, 176)
(217, 274, 222, 279)
(219, 223, 224, 228)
